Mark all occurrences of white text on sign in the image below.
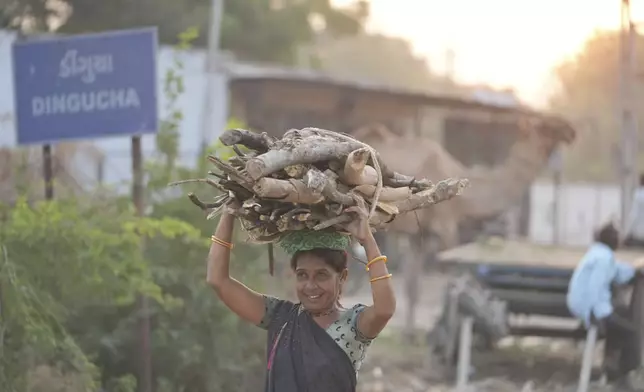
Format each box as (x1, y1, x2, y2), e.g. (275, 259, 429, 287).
(58, 50, 114, 84)
(31, 89, 141, 116)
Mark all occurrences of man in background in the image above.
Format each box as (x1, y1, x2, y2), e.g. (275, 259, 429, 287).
(567, 222, 640, 388)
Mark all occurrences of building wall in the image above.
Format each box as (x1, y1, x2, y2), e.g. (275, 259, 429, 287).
(529, 180, 621, 246)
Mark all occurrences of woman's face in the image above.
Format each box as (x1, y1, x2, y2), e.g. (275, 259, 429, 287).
(293, 252, 347, 312)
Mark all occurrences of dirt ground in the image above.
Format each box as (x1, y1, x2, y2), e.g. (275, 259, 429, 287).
(342, 271, 644, 392)
(356, 336, 638, 392)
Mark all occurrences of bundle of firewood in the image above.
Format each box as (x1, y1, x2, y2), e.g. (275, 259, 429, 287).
(170, 127, 469, 244)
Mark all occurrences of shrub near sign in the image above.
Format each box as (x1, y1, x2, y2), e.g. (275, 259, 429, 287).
(11, 28, 158, 145)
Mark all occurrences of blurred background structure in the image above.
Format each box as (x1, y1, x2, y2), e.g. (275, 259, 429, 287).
(3, 0, 644, 246)
(2, 1, 644, 391)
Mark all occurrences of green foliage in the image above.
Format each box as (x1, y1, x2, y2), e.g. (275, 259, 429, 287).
(549, 29, 644, 181)
(147, 27, 200, 193)
(0, 199, 199, 391)
(4, 0, 368, 65)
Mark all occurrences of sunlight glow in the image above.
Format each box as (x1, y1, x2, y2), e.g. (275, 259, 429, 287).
(333, 0, 643, 107)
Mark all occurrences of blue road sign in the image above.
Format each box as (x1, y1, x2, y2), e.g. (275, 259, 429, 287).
(12, 28, 158, 145)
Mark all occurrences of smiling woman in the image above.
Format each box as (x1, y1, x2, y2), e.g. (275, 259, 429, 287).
(206, 198, 396, 392)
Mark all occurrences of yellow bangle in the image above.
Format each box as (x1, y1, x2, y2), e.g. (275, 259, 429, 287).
(365, 255, 387, 271)
(370, 273, 392, 283)
(211, 235, 234, 250)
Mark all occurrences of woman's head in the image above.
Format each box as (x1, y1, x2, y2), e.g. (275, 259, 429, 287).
(290, 248, 348, 312)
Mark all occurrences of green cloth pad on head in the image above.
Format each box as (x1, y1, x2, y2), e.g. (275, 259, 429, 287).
(279, 230, 351, 255)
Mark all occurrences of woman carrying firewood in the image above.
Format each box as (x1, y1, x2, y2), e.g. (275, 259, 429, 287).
(207, 196, 396, 392)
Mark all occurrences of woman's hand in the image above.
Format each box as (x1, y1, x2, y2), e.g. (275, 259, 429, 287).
(345, 196, 374, 244)
(223, 197, 241, 216)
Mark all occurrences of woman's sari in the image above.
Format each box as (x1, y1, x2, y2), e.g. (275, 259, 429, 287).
(263, 300, 357, 392)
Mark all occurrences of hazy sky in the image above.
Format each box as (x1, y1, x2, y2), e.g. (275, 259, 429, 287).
(334, 0, 642, 108)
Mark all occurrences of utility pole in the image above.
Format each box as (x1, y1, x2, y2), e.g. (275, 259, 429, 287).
(445, 48, 455, 81)
(200, 0, 226, 156)
(549, 147, 563, 245)
(619, 0, 638, 230)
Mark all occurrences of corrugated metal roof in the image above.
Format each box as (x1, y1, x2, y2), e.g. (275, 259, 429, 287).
(226, 61, 544, 116)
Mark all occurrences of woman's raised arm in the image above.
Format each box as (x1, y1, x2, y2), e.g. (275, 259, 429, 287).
(355, 234, 396, 338)
(345, 199, 396, 338)
(207, 208, 267, 326)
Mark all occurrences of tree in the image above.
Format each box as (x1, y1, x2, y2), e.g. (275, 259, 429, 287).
(308, 33, 442, 93)
(2, 0, 369, 65)
(549, 29, 644, 181)
(0, 198, 199, 391)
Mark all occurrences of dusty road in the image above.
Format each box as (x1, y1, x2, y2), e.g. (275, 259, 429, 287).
(343, 271, 642, 392)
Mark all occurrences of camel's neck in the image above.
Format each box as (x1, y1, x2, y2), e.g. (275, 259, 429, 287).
(457, 127, 560, 218)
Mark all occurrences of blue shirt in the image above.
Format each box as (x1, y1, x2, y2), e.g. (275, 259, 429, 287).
(566, 242, 635, 327)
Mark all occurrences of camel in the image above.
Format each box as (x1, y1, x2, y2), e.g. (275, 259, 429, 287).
(352, 115, 576, 338)
(353, 116, 575, 247)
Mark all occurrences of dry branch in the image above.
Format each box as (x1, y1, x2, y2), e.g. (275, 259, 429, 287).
(314, 178, 469, 229)
(395, 178, 469, 212)
(353, 184, 411, 202)
(253, 178, 324, 204)
(170, 127, 469, 252)
(219, 128, 275, 152)
(245, 137, 358, 180)
(342, 148, 376, 185)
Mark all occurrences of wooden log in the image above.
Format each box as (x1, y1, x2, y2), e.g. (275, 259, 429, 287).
(305, 168, 355, 206)
(219, 128, 275, 152)
(245, 127, 429, 188)
(345, 165, 378, 186)
(252, 178, 324, 204)
(304, 168, 328, 194)
(312, 177, 468, 229)
(246, 137, 358, 180)
(374, 201, 399, 216)
(353, 184, 412, 202)
(394, 178, 468, 212)
(342, 148, 378, 186)
(284, 164, 309, 178)
(297, 127, 428, 188)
